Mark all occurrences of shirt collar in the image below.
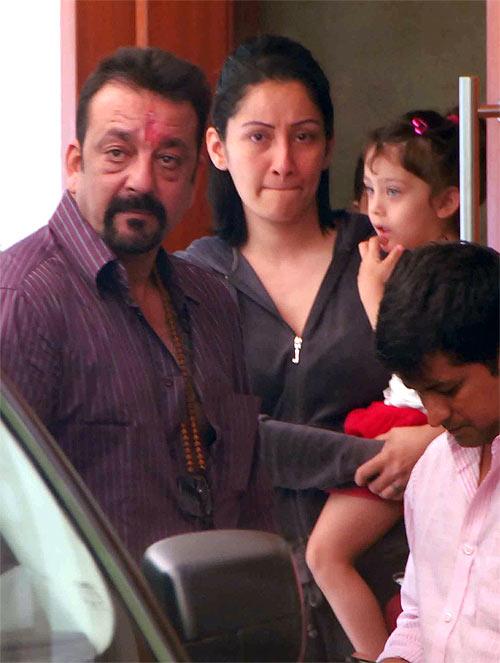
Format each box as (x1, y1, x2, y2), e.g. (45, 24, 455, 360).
(49, 191, 117, 287)
(163, 253, 203, 305)
(491, 434, 500, 462)
(50, 191, 201, 305)
(447, 432, 500, 473)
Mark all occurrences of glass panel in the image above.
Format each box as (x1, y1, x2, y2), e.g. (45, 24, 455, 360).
(0, 419, 155, 661)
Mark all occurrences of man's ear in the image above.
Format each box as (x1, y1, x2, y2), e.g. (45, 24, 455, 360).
(66, 141, 83, 195)
(206, 127, 228, 171)
(433, 186, 460, 220)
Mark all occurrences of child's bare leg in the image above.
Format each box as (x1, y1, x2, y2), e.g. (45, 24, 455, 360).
(306, 492, 402, 660)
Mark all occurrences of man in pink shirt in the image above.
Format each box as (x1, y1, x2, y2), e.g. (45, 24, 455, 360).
(374, 242, 499, 663)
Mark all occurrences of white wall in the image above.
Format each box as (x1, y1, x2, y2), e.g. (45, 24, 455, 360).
(1, 0, 62, 250)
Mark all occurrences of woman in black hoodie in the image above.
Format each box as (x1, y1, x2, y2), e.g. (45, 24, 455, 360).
(177, 35, 435, 661)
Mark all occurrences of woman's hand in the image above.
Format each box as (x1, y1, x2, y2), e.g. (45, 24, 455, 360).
(354, 424, 443, 499)
(358, 237, 404, 329)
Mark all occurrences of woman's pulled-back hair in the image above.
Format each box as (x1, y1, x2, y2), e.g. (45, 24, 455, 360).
(209, 34, 334, 246)
(365, 109, 486, 232)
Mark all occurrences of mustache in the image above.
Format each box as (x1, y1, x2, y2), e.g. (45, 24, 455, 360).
(104, 193, 167, 227)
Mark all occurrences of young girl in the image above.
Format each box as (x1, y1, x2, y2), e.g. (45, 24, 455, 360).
(306, 109, 470, 660)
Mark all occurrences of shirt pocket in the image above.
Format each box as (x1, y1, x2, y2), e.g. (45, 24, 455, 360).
(203, 384, 261, 493)
(475, 526, 500, 633)
(55, 421, 132, 479)
(476, 575, 500, 633)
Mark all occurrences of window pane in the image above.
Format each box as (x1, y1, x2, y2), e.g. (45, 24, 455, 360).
(0, 419, 159, 661)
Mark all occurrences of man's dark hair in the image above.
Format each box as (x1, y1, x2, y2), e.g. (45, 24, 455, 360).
(376, 242, 499, 379)
(76, 46, 211, 151)
(209, 34, 334, 246)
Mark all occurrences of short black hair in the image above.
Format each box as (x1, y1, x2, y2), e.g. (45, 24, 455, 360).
(76, 46, 211, 151)
(209, 34, 334, 246)
(376, 242, 499, 379)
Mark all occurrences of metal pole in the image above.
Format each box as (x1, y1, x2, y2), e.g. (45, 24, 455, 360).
(459, 77, 480, 242)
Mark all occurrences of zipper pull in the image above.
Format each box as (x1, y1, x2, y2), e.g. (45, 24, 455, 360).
(292, 336, 302, 364)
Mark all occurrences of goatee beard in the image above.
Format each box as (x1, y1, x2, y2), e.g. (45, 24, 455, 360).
(103, 193, 167, 255)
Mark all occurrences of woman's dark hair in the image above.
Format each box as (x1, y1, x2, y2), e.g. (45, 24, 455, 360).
(209, 34, 334, 246)
(77, 46, 211, 152)
(365, 108, 486, 233)
(352, 155, 365, 204)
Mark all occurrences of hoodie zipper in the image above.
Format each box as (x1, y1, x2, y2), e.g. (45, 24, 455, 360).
(291, 335, 302, 364)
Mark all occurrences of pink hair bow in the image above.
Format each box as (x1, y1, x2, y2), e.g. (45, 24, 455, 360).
(447, 113, 459, 125)
(411, 117, 428, 136)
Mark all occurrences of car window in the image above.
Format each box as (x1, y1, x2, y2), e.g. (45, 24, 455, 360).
(0, 417, 170, 661)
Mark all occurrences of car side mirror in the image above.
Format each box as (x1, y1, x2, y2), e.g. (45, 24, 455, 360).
(142, 530, 304, 662)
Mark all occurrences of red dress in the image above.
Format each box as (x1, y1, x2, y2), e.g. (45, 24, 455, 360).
(331, 401, 428, 500)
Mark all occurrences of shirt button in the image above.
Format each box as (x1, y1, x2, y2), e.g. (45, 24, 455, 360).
(164, 378, 174, 387)
(444, 611, 453, 622)
(463, 543, 474, 555)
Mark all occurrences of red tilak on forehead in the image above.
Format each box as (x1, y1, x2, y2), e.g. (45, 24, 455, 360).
(145, 111, 161, 145)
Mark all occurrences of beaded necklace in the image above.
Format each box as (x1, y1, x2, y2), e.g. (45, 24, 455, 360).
(152, 264, 206, 475)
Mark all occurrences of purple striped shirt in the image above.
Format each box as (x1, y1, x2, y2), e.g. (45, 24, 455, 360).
(0, 191, 274, 561)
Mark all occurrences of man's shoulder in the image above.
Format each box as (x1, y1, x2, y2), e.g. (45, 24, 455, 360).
(169, 252, 234, 305)
(175, 235, 232, 275)
(409, 431, 450, 490)
(0, 226, 66, 295)
(417, 431, 449, 466)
